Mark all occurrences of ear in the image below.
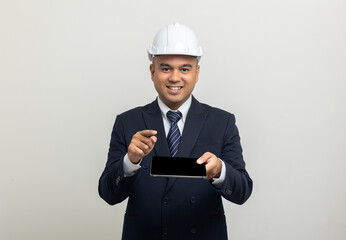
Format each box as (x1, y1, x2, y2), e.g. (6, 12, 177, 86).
(195, 65, 200, 83)
(150, 64, 155, 80)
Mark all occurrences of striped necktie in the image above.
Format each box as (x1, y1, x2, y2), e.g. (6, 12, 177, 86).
(166, 110, 182, 157)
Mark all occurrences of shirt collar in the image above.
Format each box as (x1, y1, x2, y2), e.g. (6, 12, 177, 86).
(157, 95, 192, 124)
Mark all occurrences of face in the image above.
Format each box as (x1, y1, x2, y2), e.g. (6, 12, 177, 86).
(150, 55, 200, 110)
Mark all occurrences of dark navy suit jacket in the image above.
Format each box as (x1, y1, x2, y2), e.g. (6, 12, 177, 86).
(99, 96, 253, 240)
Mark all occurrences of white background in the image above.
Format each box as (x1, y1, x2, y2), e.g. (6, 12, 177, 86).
(1, 0, 345, 239)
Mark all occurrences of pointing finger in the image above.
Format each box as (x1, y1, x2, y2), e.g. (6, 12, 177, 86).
(139, 130, 157, 137)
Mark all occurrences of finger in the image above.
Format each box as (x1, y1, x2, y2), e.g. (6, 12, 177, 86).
(197, 152, 213, 164)
(128, 145, 145, 163)
(134, 130, 157, 148)
(129, 145, 145, 156)
(138, 130, 157, 137)
(132, 135, 157, 155)
(205, 158, 222, 179)
(128, 130, 158, 164)
(205, 163, 218, 179)
(128, 140, 154, 163)
(132, 138, 153, 153)
(150, 136, 157, 144)
(135, 135, 154, 147)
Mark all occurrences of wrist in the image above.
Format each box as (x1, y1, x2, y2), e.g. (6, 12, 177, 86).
(128, 154, 141, 165)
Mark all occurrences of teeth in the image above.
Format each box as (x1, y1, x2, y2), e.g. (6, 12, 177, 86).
(169, 87, 181, 90)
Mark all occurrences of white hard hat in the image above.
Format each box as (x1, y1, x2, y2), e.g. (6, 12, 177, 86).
(148, 23, 203, 62)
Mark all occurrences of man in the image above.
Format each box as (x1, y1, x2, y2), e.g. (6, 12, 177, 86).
(99, 23, 252, 240)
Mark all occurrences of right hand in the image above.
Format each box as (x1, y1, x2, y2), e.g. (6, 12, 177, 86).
(128, 130, 157, 164)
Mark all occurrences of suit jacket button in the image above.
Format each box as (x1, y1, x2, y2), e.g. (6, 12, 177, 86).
(226, 189, 232, 195)
(163, 227, 168, 235)
(141, 163, 148, 169)
(190, 196, 197, 204)
(163, 196, 169, 204)
(115, 176, 121, 186)
(190, 227, 197, 234)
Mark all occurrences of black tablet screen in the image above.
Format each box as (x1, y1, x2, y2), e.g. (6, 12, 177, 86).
(150, 156, 206, 178)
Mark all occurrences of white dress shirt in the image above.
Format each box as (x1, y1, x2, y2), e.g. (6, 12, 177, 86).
(123, 95, 226, 188)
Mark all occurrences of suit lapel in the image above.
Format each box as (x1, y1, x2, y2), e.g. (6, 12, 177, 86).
(142, 99, 170, 157)
(165, 96, 208, 194)
(176, 97, 207, 158)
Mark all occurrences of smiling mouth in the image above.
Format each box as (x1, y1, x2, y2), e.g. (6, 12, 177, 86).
(167, 86, 183, 90)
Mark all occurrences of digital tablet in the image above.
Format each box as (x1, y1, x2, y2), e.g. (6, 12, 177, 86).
(150, 156, 207, 178)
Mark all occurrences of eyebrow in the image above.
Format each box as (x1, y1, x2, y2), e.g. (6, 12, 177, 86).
(159, 63, 193, 68)
(181, 64, 193, 68)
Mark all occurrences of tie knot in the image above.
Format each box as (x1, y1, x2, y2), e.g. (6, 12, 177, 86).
(167, 111, 182, 124)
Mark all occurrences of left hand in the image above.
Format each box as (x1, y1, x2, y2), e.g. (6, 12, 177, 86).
(197, 152, 222, 179)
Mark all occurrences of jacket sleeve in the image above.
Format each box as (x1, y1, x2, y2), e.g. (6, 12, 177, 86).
(216, 114, 253, 205)
(98, 115, 137, 205)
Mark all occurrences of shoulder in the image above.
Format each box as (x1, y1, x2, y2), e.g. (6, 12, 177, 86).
(194, 97, 235, 120)
(118, 106, 144, 118)
(201, 103, 234, 116)
(117, 100, 157, 119)
(189, 97, 237, 130)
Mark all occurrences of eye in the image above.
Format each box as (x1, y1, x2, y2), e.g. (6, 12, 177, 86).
(161, 67, 170, 72)
(181, 68, 190, 73)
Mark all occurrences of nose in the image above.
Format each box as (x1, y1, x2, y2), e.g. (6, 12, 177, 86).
(168, 69, 181, 82)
